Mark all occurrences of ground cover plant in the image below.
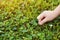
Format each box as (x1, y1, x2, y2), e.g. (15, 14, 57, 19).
(0, 0, 60, 40)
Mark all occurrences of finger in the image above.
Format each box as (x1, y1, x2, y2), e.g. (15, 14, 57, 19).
(37, 13, 44, 22)
(39, 18, 48, 25)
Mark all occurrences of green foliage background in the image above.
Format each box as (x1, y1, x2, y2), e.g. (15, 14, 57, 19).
(0, 0, 60, 40)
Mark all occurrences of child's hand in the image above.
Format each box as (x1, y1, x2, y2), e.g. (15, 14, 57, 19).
(37, 11, 59, 25)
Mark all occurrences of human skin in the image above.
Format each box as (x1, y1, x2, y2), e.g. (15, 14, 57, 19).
(37, 5, 60, 25)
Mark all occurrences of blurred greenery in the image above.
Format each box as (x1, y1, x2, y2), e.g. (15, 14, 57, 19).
(0, 0, 60, 40)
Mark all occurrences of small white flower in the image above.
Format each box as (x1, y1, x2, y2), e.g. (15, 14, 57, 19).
(49, 24, 53, 27)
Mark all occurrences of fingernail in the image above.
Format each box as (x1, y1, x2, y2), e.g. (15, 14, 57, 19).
(38, 22, 42, 25)
(37, 17, 38, 19)
(37, 16, 39, 19)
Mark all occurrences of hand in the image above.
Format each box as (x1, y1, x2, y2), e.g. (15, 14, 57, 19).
(37, 11, 59, 25)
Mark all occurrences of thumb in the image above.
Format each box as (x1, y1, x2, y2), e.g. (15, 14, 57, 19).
(39, 18, 48, 25)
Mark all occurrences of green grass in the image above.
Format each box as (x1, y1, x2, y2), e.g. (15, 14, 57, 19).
(0, 0, 60, 40)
